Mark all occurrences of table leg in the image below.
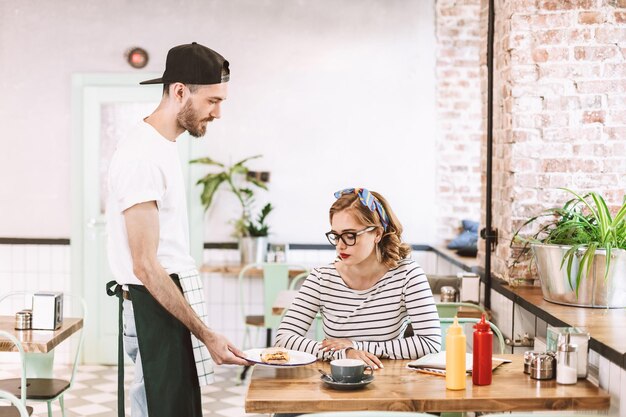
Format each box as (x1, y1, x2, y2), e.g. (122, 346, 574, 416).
(265, 328, 272, 347)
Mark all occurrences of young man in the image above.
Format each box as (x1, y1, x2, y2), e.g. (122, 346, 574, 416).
(106, 42, 249, 417)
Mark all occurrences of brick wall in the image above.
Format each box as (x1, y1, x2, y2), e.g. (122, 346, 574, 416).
(479, 0, 626, 282)
(436, 0, 483, 243)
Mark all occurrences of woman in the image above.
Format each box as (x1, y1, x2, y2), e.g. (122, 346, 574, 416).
(274, 187, 441, 369)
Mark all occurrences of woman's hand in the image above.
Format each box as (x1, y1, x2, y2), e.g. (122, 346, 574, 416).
(320, 338, 353, 352)
(346, 348, 384, 370)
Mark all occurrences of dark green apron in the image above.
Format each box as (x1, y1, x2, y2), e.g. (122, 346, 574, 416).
(107, 275, 202, 417)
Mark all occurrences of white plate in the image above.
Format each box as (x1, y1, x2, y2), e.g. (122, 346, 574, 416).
(243, 348, 316, 367)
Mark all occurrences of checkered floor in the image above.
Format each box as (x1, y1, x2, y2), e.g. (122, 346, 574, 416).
(0, 364, 268, 417)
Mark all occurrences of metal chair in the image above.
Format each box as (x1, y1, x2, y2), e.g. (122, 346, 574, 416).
(288, 271, 324, 341)
(238, 263, 308, 382)
(238, 263, 308, 349)
(0, 390, 31, 417)
(436, 302, 486, 319)
(440, 317, 505, 354)
(0, 331, 31, 417)
(0, 293, 86, 417)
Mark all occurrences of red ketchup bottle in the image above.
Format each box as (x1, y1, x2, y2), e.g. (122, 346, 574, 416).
(472, 313, 493, 386)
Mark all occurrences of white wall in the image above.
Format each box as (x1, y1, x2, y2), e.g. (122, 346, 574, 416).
(0, 0, 438, 245)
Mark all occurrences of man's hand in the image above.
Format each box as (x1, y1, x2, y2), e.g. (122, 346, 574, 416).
(202, 331, 251, 366)
(320, 338, 353, 352)
(346, 348, 384, 369)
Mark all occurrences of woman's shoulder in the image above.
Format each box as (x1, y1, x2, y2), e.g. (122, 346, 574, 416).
(391, 258, 422, 273)
(312, 263, 339, 278)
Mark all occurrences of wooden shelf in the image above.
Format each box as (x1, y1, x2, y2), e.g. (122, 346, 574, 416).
(495, 281, 626, 367)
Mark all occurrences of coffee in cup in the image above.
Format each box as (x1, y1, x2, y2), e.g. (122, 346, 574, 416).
(330, 359, 374, 383)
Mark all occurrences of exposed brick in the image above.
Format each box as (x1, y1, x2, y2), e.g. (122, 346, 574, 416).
(604, 126, 626, 140)
(576, 80, 626, 94)
(616, 11, 626, 23)
(539, 63, 602, 79)
(542, 159, 569, 172)
(511, 13, 572, 30)
(607, 96, 626, 107)
(534, 29, 565, 45)
(538, 0, 594, 10)
(543, 126, 602, 142)
(595, 27, 626, 44)
(579, 11, 604, 24)
(574, 46, 618, 61)
(604, 64, 626, 78)
(609, 110, 626, 124)
(568, 28, 594, 42)
(582, 110, 606, 124)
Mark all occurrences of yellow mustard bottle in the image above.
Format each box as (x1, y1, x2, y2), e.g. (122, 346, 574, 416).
(445, 316, 466, 390)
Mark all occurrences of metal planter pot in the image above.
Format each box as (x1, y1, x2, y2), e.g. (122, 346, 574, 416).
(531, 244, 626, 308)
(239, 237, 268, 265)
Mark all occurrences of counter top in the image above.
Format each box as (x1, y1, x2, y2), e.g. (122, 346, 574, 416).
(493, 280, 626, 368)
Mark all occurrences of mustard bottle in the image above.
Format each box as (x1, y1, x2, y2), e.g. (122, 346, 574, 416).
(445, 316, 466, 390)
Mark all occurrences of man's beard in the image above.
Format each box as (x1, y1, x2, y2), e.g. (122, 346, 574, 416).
(177, 99, 212, 138)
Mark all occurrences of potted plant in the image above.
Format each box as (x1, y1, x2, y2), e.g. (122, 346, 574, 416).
(513, 188, 626, 308)
(191, 154, 273, 264)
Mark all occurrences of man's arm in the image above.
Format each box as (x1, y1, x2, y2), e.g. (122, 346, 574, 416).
(124, 201, 249, 366)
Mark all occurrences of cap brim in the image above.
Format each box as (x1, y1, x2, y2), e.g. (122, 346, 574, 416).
(139, 77, 164, 85)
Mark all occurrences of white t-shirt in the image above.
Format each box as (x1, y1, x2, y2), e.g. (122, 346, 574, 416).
(106, 120, 196, 285)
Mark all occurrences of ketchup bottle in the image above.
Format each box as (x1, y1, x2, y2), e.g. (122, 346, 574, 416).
(472, 313, 493, 386)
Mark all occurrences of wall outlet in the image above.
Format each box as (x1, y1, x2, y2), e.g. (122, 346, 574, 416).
(247, 171, 270, 183)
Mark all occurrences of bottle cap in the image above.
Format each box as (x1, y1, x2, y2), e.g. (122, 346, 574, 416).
(473, 313, 491, 332)
(447, 316, 464, 336)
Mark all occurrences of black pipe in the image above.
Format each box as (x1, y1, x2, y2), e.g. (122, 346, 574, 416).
(484, 0, 495, 310)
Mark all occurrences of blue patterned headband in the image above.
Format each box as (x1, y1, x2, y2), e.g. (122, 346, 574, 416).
(334, 188, 390, 231)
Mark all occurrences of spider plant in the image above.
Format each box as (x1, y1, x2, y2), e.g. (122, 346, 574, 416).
(513, 188, 626, 296)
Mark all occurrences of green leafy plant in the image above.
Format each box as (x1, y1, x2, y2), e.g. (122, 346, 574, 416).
(244, 203, 273, 237)
(513, 188, 626, 295)
(190, 155, 272, 237)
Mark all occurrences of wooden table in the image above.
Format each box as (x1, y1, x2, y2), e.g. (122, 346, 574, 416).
(245, 354, 610, 414)
(0, 316, 83, 353)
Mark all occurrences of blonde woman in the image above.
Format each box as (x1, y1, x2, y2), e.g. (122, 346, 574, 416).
(274, 188, 441, 369)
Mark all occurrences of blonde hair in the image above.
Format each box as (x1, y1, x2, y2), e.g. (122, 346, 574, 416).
(329, 190, 411, 268)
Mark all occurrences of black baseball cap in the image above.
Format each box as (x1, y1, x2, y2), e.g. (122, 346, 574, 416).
(140, 42, 230, 85)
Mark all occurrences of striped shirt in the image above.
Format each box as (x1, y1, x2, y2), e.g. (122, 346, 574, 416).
(274, 259, 441, 361)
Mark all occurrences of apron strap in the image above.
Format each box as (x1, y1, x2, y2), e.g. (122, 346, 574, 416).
(106, 280, 125, 417)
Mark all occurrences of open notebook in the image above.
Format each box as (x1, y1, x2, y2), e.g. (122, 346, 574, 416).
(407, 351, 510, 374)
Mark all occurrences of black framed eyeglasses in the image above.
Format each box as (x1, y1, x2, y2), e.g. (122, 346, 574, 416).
(325, 226, 376, 247)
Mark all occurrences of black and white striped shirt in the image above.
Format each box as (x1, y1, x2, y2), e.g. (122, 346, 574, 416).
(274, 259, 441, 361)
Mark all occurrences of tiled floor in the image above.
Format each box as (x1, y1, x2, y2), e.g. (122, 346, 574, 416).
(0, 363, 267, 417)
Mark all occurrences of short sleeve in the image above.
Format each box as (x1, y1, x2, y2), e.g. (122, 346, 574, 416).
(109, 158, 165, 212)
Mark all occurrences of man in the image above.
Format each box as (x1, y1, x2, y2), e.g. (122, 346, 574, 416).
(106, 42, 249, 417)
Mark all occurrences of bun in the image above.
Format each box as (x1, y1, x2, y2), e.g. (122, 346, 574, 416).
(260, 347, 290, 364)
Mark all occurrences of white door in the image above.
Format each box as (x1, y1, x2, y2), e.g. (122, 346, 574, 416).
(71, 75, 205, 364)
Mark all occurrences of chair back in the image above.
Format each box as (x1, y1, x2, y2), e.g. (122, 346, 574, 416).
(436, 302, 486, 319)
(0, 389, 30, 417)
(238, 263, 308, 329)
(440, 317, 505, 354)
(0, 331, 26, 405)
